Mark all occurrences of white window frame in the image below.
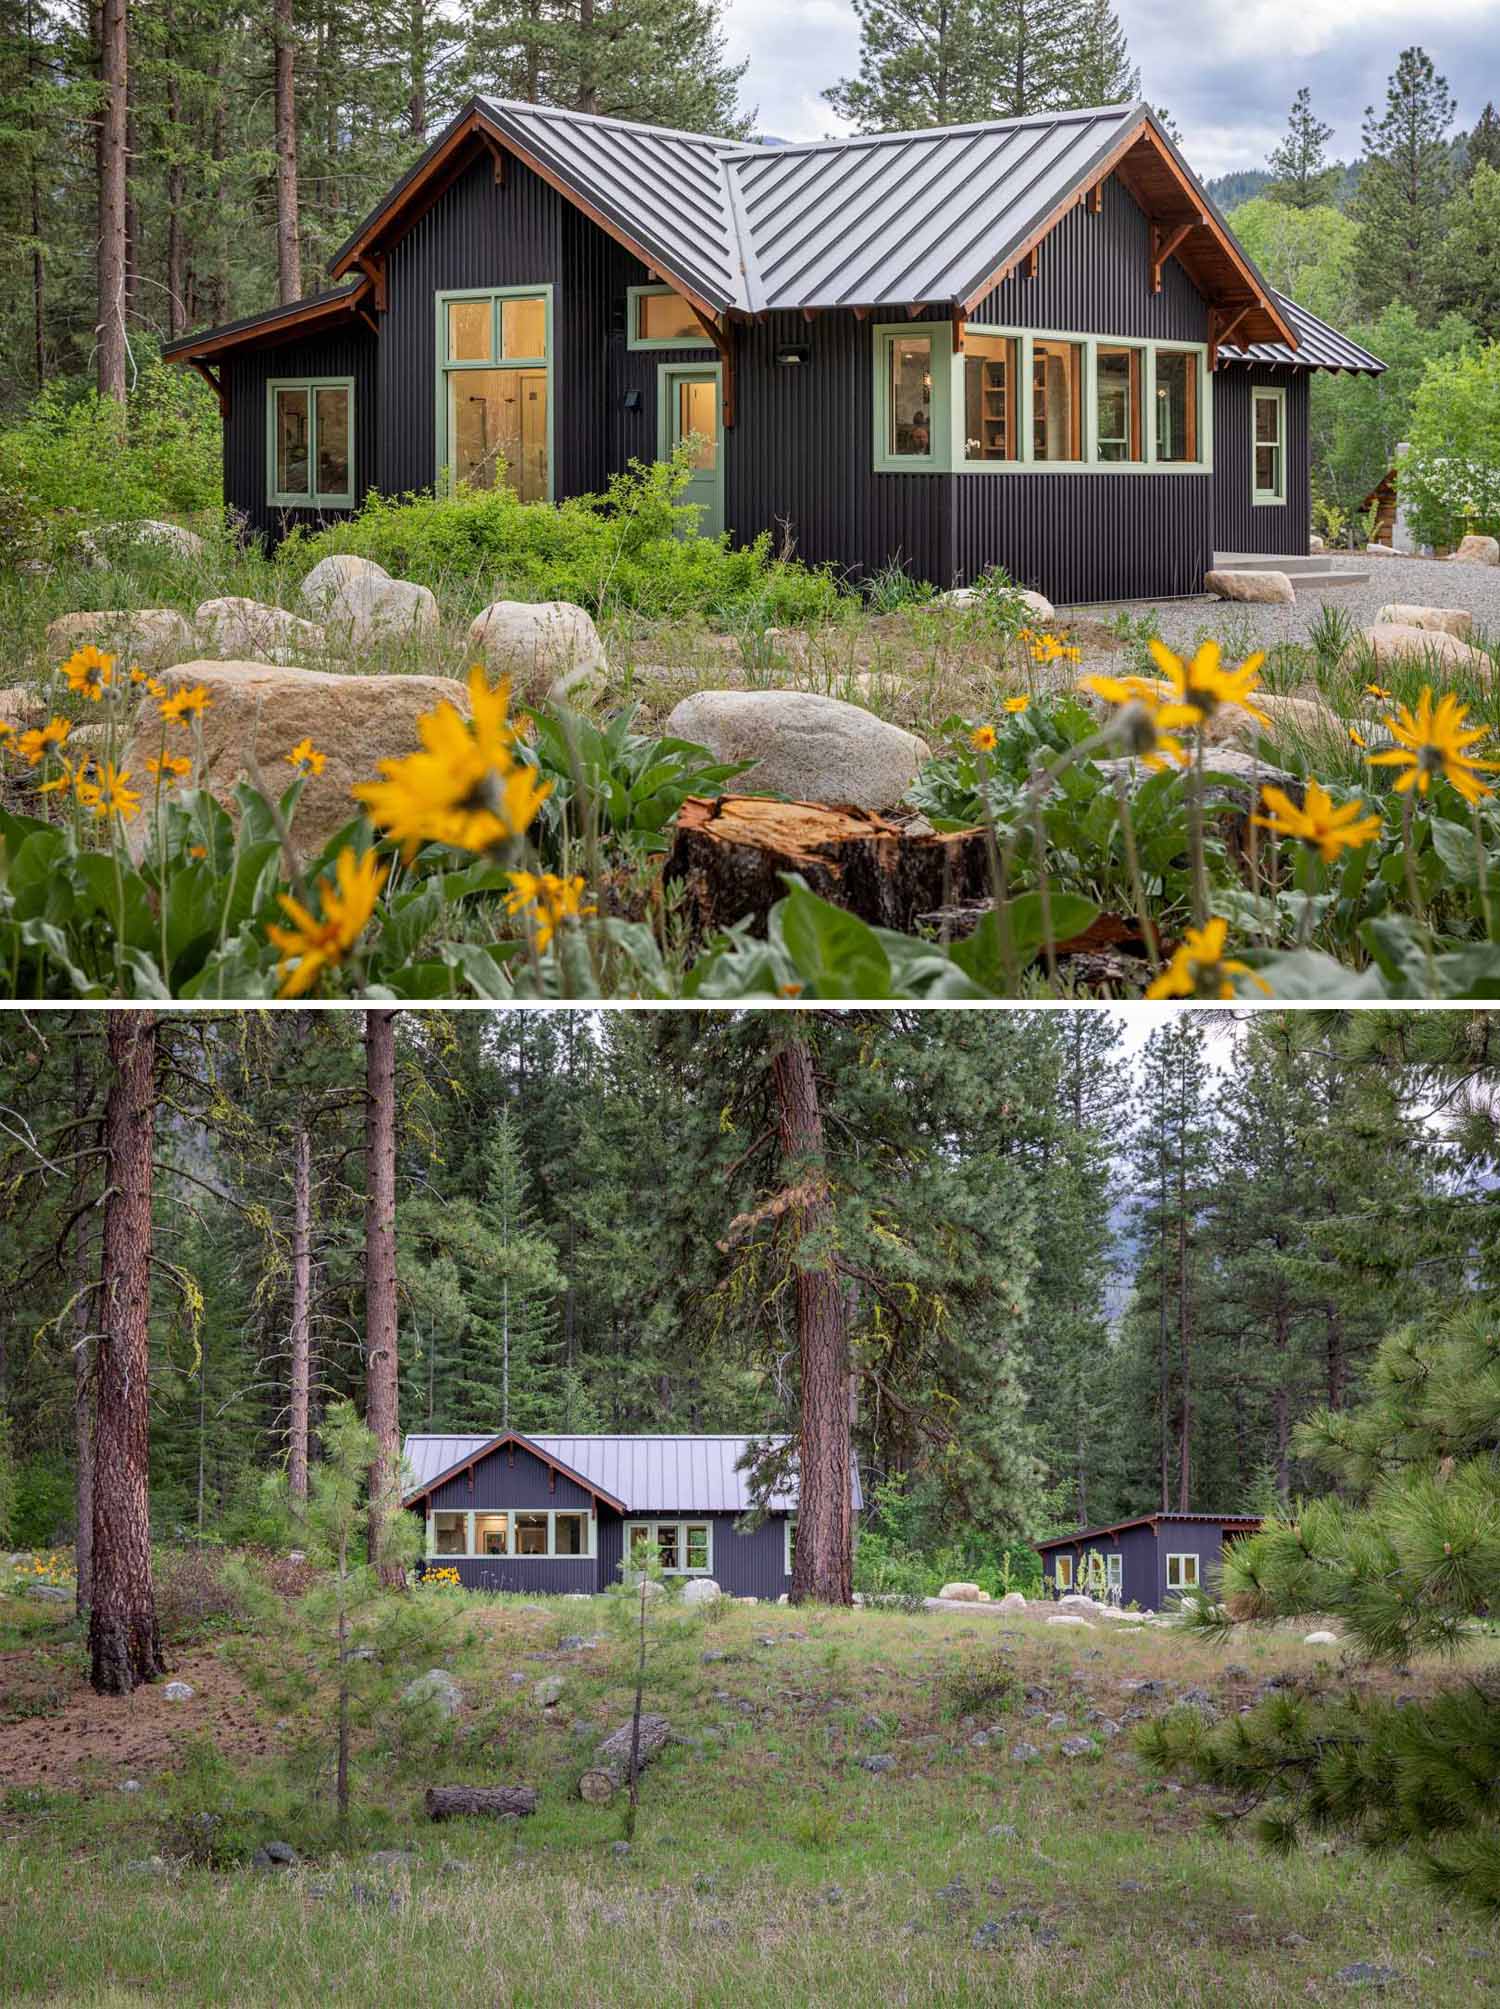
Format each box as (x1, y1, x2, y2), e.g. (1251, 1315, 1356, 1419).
(425, 1506, 595, 1561)
(1053, 1554, 1074, 1590)
(1105, 1553, 1123, 1593)
(624, 1519, 715, 1576)
(784, 1517, 796, 1575)
(1251, 385, 1287, 506)
(1166, 1551, 1200, 1590)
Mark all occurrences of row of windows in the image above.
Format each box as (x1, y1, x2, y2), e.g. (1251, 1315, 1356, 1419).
(428, 1508, 593, 1559)
(1052, 1551, 1201, 1591)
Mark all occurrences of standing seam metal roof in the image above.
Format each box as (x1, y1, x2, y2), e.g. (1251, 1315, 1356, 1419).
(1218, 291, 1384, 374)
(402, 1432, 863, 1514)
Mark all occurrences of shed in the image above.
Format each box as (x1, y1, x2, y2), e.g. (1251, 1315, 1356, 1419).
(1362, 470, 1398, 546)
(401, 1430, 861, 1599)
(1034, 1512, 1262, 1609)
(164, 97, 1384, 604)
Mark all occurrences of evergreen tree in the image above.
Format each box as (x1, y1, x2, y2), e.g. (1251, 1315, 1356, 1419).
(1265, 86, 1339, 209)
(824, 0, 1100, 133)
(1352, 46, 1457, 318)
(1463, 102, 1500, 178)
(1069, 0, 1137, 107)
(1438, 162, 1500, 338)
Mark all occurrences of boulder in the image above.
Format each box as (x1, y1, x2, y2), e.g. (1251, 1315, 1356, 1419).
(1348, 623, 1492, 679)
(300, 555, 439, 649)
(82, 519, 207, 567)
(1204, 568, 1296, 606)
(163, 1680, 194, 1701)
(1053, 1594, 1101, 1618)
(1374, 603, 1474, 641)
(1303, 1629, 1339, 1647)
(1045, 1615, 1095, 1631)
(938, 1582, 985, 1603)
(403, 1668, 463, 1717)
(938, 585, 1056, 624)
(468, 600, 607, 703)
(532, 1677, 565, 1708)
(680, 1578, 723, 1607)
(1364, 543, 1395, 556)
(196, 598, 328, 664)
(0, 687, 42, 730)
(1309, 534, 1325, 553)
(124, 660, 471, 859)
(1453, 534, 1500, 567)
(46, 609, 195, 671)
(1153, 687, 1347, 752)
(997, 1591, 1027, 1613)
(662, 690, 931, 814)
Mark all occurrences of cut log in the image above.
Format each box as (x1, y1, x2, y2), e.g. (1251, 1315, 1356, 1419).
(424, 1785, 537, 1822)
(664, 796, 994, 938)
(577, 1713, 672, 1804)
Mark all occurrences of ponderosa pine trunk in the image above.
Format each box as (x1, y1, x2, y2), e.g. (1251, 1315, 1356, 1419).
(90, 1012, 165, 1695)
(364, 1010, 403, 1587)
(273, 0, 302, 303)
(164, 27, 186, 338)
(772, 1032, 852, 1606)
(73, 1044, 96, 1617)
(288, 1115, 312, 1507)
(96, 0, 128, 402)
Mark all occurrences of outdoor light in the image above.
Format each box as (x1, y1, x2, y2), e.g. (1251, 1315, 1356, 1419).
(774, 343, 810, 366)
(622, 388, 641, 411)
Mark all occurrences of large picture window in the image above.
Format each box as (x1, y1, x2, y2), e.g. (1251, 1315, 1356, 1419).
(1252, 386, 1286, 504)
(426, 1506, 593, 1560)
(625, 1520, 715, 1576)
(436, 287, 552, 502)
(266, 378, 353, 508)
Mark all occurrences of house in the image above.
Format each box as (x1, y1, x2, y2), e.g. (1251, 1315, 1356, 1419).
(1034, 1511, 1262, 1609)
(401, 1429, 862, 1598)
(163, 97, 1384, 604)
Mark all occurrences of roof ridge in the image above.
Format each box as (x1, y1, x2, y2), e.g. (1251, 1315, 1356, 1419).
(480, 94, 746, 153)
(734, 100, 1146, 159)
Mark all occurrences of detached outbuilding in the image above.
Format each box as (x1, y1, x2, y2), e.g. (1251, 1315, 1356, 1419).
(164, 96, 1383, 603)
(1035, 1511, 1262, 1609)
(401, 1429, 861, 1599)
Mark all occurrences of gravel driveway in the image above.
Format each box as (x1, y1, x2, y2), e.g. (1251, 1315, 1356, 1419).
(1066, 554, 1500, 656)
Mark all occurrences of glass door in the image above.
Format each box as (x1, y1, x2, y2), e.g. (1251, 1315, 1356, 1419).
(660, 365, 723, 536)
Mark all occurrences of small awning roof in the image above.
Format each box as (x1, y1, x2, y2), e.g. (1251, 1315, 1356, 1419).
(160, 279, 373, 365)
(1034, 1512, 1263, 1550)
(1218, 292, 1385, 374)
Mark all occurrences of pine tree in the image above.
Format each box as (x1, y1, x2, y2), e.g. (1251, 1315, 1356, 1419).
(1352, 46, 1457, 318)
(1464, 102, 1500, 178)
(363, 1009, 403, 1590)
(1438, 162, 1500, 338)
(825, 0, 1093, 133)
(1067, 0, 1136, 107)
(1266, 87, 1339, 209)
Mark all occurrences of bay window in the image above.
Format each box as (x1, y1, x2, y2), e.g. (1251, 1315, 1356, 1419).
(426, 1506, 594, 1559)
(436, 286, 552, 502)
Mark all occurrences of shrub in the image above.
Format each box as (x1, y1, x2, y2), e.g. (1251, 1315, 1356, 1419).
(0, 1414, 15, 1547)
(939, 1648, 1020, 1719)
(1401, 342, 1500, 546)
(10, 1457, 72, 1549)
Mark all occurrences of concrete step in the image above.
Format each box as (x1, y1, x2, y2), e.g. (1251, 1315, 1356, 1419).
(1210, 554, 1369, 590)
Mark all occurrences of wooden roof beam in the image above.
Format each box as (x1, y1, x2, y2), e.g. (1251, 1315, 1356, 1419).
(1149, 218, 1199, 293)
(187, 358, 226, 416)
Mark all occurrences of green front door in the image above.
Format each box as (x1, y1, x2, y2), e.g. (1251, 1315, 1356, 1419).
(660, 364, 724, 537)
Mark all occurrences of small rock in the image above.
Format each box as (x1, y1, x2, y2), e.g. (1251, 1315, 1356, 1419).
(1375, 602, 1473, 640)
(938, 1581, 986, 1603)
(351, 1881, 405, 1914)
(611, 1841, 631, 1858)
(701, 1650, 730, 1664)
(404, 1669, 464, 1717)
(1222, 1664, 1251, 1681)
(440, 1859, 472, 1878)
(119, 1779, 142, 1793)
(1045, 1615, 1095, 1631)
(968, 1732, 991, 1749)
(1059, 1735, 1096, 1758)
(680, 1578, 723, 1607)
(997, 1591, 1027, 1613)
(1118, 1879, 1146, 1894)
(1303, 1631, 1339, 1648)
(366, 1849, 415, 1871)
(860, 1754, 897, 1774)
(163, 1680, 194, 1701)
(1334, 1964, 1405, 1988)
(988, 1823, 1019, 1841)
(287, 1551, 306, 1564)
(1204, 567, 1296, 605)
(469, 599, 608, 703)
(126, 1856, 170, 1876)
(859, 1714, 885, 1733)
(1008, 1742, 1041, 1763)
(1046, 1712, 1068, 1731)
(662, 688, 931, 815)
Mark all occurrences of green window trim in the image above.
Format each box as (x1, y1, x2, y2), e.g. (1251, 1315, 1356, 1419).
(425, 1507, 595, 1560)
(1251, 385, 1287, 506)
(1165, 1552, 1201, 1589)
(656, 360, 725, 536)
(784, 1516, 796, 1575)
(627, 283, 716, 350)
(434, 284, 555, 501)
(624, 1519, 715, 1576)
(265, 377, 355, 509)
(871, 324, 1213, 476)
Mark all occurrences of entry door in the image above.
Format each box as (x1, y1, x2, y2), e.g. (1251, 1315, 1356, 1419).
(660, 365, 723, 537)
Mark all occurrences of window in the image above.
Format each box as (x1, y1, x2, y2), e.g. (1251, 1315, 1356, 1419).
(436, 287, 552, 502)
(1096, 345, 1143, 463)
(1166, 1552, 1200, 1590)
(431, 1511, 467, 1556)
(515, 1513, 549, 1556)
(1054, 1555, 1074, 1590)
(1155, 349, 1199, 463)
(267, 378, 354, 508)
(1252, 387, 1286, 503)
(429, 1508, 592, 1559)
(474, 1513, 509, 1556)
(784, 1517, 797, 1575)
(625, 1521, 715, 1575)
(554, 1512, 586, 1557)
(627, 285, 714, 349)
(1032, 339, 1084, 461)
(963, 334, 1019, 462)
(878, 328, 940, 463)
(1105, 1554, 1123, 1593)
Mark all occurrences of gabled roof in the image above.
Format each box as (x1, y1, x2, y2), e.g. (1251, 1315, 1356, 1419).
(1219, 292, 1385, 375)
(401, 1431, 863, 1515)
(160, 279, 373, 365)
(324, 96, 1294, 346)
(1035, 1512, 1263, 1550)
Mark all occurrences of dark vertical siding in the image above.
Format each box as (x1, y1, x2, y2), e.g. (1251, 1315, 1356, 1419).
(430, 1442, 597, 1510)
(953, 474, 1211, 603)
(1212, 365, 1310, 555)
(223, 326, 378, 548)
(1118, 1525, 1157, 1609)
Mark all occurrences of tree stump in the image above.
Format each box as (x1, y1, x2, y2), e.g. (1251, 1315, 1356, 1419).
(577, 1713, 672, 1805)
(664, 797, 994, 939)
(424, 1785, 537, 1822)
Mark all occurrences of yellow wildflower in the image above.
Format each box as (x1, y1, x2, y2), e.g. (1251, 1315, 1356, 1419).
(1003, 695, 1030, 715)
(1148, 638, 1270, 726)
(266, 847, 389, 998)
(160, 683, 211, 726)
(1364, 683, 1392, 701)
(970, 724, 998, 751)
(1081, 673, 1201, 771)
(147, 751, 193, 781)
(90, 764, 142, 822)
(1366, 687, 1500, 807)
(189, 844, 208, 861)
(1349, 727, 1366, 748)
(38, 756, 99, 807)
(504, 870, 595, 953)
(59, 644, 115, 701)
(286, 737, 327, 777)
(18, 718, 70, 766)
(1252, 780, 1383, 863)
(1146, 918, 1269, 1000)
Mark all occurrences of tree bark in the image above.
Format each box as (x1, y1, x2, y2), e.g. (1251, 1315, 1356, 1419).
(164, 25, 186, 339)
(72, 1044, 96, 1617)
(273, 0, 302, 304)
(364, 1011, 403, 1588)
(579, 1713, 672, 1802)
(95, 0, 128, 402)
(425, 1785, 537, 1820)
(773, 1032, 853, 1606)
(288, 1112, 312, 1506)
(89, 1013, 165, 1695)
(27, 0, 44, 384)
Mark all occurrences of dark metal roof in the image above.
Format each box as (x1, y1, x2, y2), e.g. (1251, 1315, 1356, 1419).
(1034, 1512, 1263, 1550)
(402, 1431, 863, 1515)
(1219, 291, 1385, 374)
(160, 280, 368, 361)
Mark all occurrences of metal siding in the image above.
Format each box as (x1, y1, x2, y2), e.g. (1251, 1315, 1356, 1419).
(223, 327, 378, 549)
(430, 1443, 596, 1510)
(1118, 1525, 1157, 1608)
(1212, 365, 1310, 555)
(954, 472, 1212, 602)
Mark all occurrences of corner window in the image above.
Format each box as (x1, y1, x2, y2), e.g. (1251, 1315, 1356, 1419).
(1054, 1555, 1074, 1590)
(627, 285, 714, 349)
(437, 287, 551, 502)
(1032, 339, 1084, 462)
(431, 1511, 467, 1556)
(963, 334, 1019, 462)
(1166, 1552, 1200, 1590)
(1252, 388, 1286, 504)
(267, 378, 353, 508)
(1155, 350, 1199, 464)
(1096, 346, 1143, 463)
(625, 1520, 714, 1576)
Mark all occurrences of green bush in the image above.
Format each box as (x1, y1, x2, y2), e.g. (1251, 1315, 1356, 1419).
(1401, 341, 1500, 546)
(286, 453, 847, 628)
(0, 1414, 15, 1546)
(10, 1457, 73, 1549)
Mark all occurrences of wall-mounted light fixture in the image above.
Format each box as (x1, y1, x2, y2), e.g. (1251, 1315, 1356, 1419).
(623, 388, 641, 411)
(774, 343, 811, 367)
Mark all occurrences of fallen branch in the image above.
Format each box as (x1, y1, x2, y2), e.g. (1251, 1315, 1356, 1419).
(424, 1785, 537, 1821)
(577, 1714, 672, 1806)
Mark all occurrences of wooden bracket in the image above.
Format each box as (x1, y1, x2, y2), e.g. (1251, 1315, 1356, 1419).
(905, 301, 927, 319)
(357, 254, 387, 313)
(187, 357, 227, 417)
(478, 132, 507, 185)
(951, 311, 966, 354)
(851, 305, 869, 321)
(801, 307, 819, 324)
(1088, 180, 1104, 215)
(1207, 303, 1252, 371)
(548, 1469, 556, 1494)
(1150, 218, 1199, 293)
(1022, 247, 1038, 280)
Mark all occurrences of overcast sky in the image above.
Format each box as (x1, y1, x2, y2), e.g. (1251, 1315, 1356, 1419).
(721, 1, 1500, 178)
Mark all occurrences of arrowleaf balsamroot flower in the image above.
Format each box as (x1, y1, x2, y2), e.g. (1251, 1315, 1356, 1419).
(1366, 687, 1500, 806)
(504, 870, 595, 953)
(90, 764, 142, 821)
(1003, 695, 1030, 714)
(59, 644, 115, 700)
(18, 718, 70, 766)
(266, 847, 390, 998)
(1148, 638, 1270, 726)
(147, 752, 192, 781)
(38, 755, 100, 807)
(286, 737, 327, 777)
(354, 666, 551, 858)
(1146, 917, 1269, 1000)
(1081, 673, 1200, 770)
(160, 683, 212, 726)
(970, 724, 998, 751)
(1252, 780, 1383, 863)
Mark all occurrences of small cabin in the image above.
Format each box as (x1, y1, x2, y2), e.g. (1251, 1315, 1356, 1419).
(1034, 1511, 1262, 1609)
(401, 1429, 861, 1599)
(1362, 470, 1398, 547)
